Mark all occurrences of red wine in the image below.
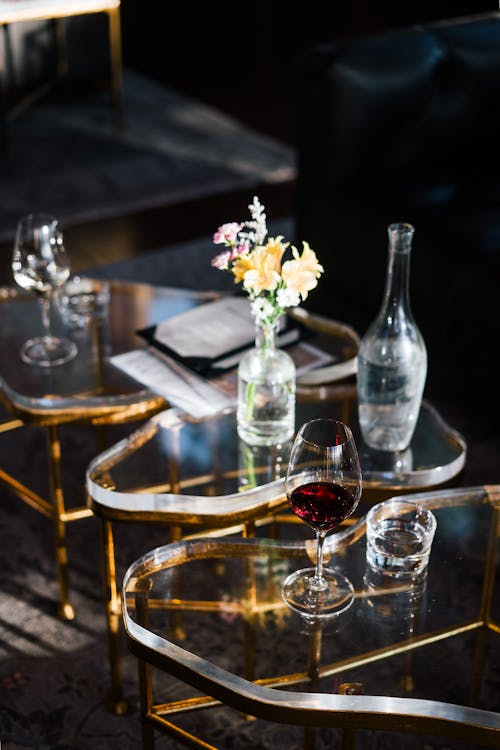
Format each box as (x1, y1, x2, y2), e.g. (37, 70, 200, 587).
(289, 481, 357, 532)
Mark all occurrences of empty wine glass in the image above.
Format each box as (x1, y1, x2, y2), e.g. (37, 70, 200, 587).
(282, 418, 362, 617)
(12, 213, 77, 367)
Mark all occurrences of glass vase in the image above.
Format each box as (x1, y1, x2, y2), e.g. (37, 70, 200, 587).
(357, 222, 427, 452)
(237, 319, 296, 446)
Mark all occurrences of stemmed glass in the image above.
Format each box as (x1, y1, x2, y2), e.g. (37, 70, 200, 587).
(12, 214, 77, 367)
(282, 419, 362, 617)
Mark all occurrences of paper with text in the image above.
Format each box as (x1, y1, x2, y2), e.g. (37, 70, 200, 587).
(110, 348, 234, 419)
(154, 296, 255, 359)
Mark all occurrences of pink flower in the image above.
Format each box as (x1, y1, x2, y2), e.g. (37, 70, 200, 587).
(213, 222, 243, 245)
(230, 240, 250, 259)
(211, 251, 231, 270)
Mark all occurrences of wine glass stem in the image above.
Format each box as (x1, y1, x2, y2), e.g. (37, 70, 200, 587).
(311, 530, 327, 590)
(39, 295, 52, 343)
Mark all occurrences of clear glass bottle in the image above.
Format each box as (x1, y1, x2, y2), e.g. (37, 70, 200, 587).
(357, 223, 427, 452)
(237, 319, 296, 446)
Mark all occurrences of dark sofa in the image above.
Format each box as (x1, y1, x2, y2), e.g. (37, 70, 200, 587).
(295, 12, 500, 400)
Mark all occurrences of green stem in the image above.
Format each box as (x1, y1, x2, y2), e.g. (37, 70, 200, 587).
(245, 381, 256, 421)
(244, 317, 277, 421)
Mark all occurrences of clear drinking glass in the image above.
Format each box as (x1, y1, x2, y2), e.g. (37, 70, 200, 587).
(12, 213, 77, 367)
(365, 498, 437, 577)
(282, 419, 362, 617)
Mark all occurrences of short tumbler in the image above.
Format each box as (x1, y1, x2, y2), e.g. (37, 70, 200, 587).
(366, 498, 436, 577)
(58, 276, 110, 329)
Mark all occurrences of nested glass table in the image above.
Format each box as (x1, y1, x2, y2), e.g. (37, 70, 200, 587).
(0, 281, 218, 618)
(122, 485, 500, 750)
(0, 278, 467, 719)
(87, 376, 466, 713)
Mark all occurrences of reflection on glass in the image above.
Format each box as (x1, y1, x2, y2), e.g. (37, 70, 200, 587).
(362, 564, 428, 637)
(360, 445, 414, 474)
(58, 276, 110, 330)
(238, 439, 292, 491)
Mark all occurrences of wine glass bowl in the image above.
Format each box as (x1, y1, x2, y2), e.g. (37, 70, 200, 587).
(282, 418, 362, 618)
(12, 213, 77, 367)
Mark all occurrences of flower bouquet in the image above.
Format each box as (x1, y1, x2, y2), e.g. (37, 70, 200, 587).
(212, 196, 323, 328)
(211, 196, 324, 446)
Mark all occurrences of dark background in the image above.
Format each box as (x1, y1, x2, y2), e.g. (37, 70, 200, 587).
(119, 0, 497, 144)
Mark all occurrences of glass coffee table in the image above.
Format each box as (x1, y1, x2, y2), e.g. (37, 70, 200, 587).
(87, 354, 465, 714)
(0, 281, 218, 619)
(121, 485, 500, 749)
(0, 278, 467, 719)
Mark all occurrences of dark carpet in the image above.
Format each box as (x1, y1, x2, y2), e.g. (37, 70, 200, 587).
(87, 216, 294, 293)
(0, 69, 296, 244)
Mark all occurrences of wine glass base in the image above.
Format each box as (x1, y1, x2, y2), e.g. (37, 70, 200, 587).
(282, 566, 355, 619)
(20, 336, 77, 367)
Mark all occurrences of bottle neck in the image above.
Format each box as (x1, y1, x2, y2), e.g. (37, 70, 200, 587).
(382, 223, 414, 317)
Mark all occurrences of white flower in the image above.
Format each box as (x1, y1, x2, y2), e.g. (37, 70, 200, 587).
(249, 196, 267, 244)
(240, 195, 267, 247)
(251, 297, 275, 323)
(277, 287, 301, 309)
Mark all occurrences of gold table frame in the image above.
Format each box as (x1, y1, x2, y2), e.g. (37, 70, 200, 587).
(0, 279, 362, 703)
(86, 308, 364, 714)
(88, 383, 465, 715)
(0, 387, 164, 620)
(0, 277, 467, 730)
(0, 282, 222, 620)
(122, 485, 500, 750)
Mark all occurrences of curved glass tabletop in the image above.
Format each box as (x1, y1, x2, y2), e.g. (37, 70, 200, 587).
(0, 278, 465, 517)
(1, 280, 466, 494)
(122, 485, 500, 747)
(0, 283, 359, 425)
(0, 281, 210, 423)
(87, 393, 466, 526)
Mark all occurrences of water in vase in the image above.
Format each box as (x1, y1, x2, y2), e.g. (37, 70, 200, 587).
(237, 350, 295, 446)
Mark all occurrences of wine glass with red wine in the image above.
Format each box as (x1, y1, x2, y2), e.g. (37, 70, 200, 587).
(282, 418, 362, 618)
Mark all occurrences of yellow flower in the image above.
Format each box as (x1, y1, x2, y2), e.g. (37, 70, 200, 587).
(232, 252, 255, 284)
(297, 241, 324, 277)
(264, 236, 288, 271)
(281, 242, 324, 300)
(240, 245, 281, 294)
